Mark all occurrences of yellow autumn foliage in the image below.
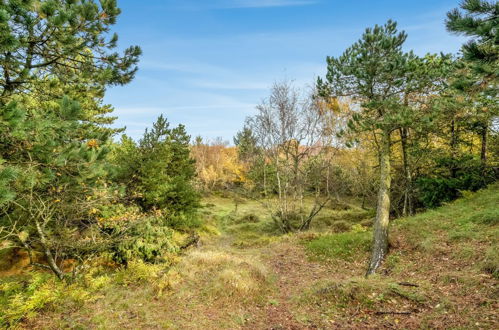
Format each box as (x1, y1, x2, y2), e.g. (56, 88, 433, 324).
(191, 143, 247, 190)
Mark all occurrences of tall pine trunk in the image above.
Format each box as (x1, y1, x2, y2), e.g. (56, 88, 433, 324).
(367, 129, 391, 276)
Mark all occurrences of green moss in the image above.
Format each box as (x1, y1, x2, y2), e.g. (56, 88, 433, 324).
(301, 278, 427, 311)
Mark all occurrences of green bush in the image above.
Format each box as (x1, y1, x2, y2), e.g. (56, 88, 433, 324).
(106, 215, 179, 265)
(416, 156, 496, 208)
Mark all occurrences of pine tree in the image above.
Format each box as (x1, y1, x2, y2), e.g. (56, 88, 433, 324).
(0, 0, 141, 278)
(234, 125, 258, 162)
(0, 0, 141, 102)
(166, 124, 200, 218)
(114, 115, 200, 229)
(446, 0, 498, 166)
(446, 0, 498, 77)
(0, 97, 114, 278)
(318, 20, 417, 275)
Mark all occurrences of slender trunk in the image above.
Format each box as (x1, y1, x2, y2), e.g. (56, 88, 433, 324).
(480, 123, 487, 166)
(275, 159, 288, 233)
(450, 120, 457, 178)
(35, 219, 64, 279)
(366, 129, 391, 276)
(263, 159, 267, 197)
(399, 128, 413, 216)
(326, 165, 330, 196)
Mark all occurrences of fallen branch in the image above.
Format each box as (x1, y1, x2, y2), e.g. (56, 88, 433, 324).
(30, 262, 53, 271)
(375, 311, 412, 315)
(397, 281, 419, 287)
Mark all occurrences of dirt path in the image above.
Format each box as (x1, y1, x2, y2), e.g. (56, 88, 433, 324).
(230, 240, 333, 329)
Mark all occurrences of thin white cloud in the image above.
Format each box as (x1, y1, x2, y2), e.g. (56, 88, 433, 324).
(114, 106, 167, 115)
(221, 0, 319, 8)
(115, 102, 255, 116)
(139, 60, 232, 76)
(165, 103, 255, 112)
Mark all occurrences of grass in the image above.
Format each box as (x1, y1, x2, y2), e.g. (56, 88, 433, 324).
(176, 250, 271, 303)
(304, 231, 371, 261)
(291, 184, 498, 328)
(202, 195, 376, 251)
(393, 184, 499, 278)
(1, 184, 498, 329)
(482, 246, 499, 279)
(301, 276, 428, 309)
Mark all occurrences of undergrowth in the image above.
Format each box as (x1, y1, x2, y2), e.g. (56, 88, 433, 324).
(1, 185, 497, 328)
(304, 225, 371, 261)
(0, 260, 174, 327)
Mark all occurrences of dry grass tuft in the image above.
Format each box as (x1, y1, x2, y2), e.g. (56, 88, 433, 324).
(177, 250, 270, 302)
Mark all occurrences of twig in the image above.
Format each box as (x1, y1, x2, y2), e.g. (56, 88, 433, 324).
(397, 281, 419, 287)
(375, 311, 412, 315)
(30, 262, 52, 271)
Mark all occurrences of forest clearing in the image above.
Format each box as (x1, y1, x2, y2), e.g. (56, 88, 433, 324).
(0, 0, 497, 329)
(1, 184, 496, 328)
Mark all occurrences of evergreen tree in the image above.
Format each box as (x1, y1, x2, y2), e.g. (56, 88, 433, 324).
(446, 0, 498, 77)
(0, 97, 114, 278)
(114, 115, 200, 230)
(0, 0, 141, 278)
(234, 125, 258, 162)
(0, 0, 141, 102)
(446, 0, 498, 166)
(166, 124, 199, 217)
(318, 20, 418, 275)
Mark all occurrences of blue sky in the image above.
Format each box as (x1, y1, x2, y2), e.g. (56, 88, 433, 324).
(105, 0, 466, 142)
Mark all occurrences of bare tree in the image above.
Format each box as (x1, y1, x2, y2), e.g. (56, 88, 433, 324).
(247, 81, 332, 232)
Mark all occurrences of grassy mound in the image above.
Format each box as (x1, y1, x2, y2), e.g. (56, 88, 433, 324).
(177, 250, 270, 303)
(296, 184, 499, 328)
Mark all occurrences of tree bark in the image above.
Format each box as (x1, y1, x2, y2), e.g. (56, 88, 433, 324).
(366, 129, 391, 276)
(35, 219, 65, 279)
